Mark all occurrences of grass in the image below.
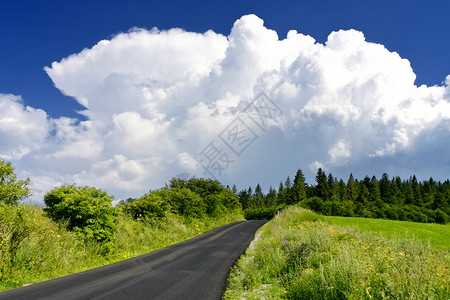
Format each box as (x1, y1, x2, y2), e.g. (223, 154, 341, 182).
(225, 206, 449, 299)
(0, 204, 244, 292)
(324, 216, 450, 250)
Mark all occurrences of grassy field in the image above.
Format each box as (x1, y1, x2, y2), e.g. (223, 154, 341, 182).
(324, 216, 450, 250)
(225, 206, 449, 299)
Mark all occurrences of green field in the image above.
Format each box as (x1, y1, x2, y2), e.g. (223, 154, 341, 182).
(324, 216, 450, 250)
(225, 206, 450, 299)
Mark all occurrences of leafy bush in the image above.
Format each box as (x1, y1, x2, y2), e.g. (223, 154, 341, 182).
(122, 177, 242, 220)
(244, 205, 285, 220)
(0, 160, 32, 205)
(434, 208, 449, 224)
(44, 185, 117, 244)
(121, 193, 169, 220)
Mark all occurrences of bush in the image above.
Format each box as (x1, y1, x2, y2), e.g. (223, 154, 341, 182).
(244, 205, 285, 220)
(44, 185, 117, 244)
(434, 209, 449, 224)
(122, 193, 169, 220)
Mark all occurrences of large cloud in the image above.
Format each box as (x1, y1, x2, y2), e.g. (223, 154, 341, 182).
(2, 14, 449, 202)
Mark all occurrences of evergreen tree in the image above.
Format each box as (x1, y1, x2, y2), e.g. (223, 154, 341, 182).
(379, 173, 392, 203)
(315, 168, 329, 200)
(356, 183, 370, 205)
(265, 187, 278, 207)
(369, 176, 381, 203)
(277, 182, 286, 204)
(327, 173, 337, 201)
(284, 176, 292, 189)
(290, 169, 307, 204)
(254, 183, 264, 207)
(237, 189, 251, 210)
(338, 179, 348, 202)
(347, 173, 358, 202)
(411, 175, 423, 206)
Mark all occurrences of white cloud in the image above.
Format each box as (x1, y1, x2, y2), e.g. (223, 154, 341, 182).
(0, 94, 49, 160)
(1, 14, 449, 201)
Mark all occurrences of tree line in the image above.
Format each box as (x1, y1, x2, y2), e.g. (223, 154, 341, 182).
(239, 168, 449, 223)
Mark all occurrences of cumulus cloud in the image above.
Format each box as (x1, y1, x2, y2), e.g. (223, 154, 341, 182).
(0, 94, 49, 160)
(1, 14, 449, 201)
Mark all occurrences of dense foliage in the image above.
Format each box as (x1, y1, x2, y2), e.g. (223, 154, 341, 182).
(239, 168, 449, 223)
(120, 177, 242, 220)
(0, 159, 31, 205)
(44, 185, 118, 244)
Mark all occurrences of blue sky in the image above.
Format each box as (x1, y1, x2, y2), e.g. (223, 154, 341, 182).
(2, 0, 449, 118)
(1, 0, 449, 201)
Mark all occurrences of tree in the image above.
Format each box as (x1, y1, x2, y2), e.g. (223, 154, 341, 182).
(0, 159, 32, 205)
(346, 173, 358, 202)
(238, 189, 251, 210)
(277, 182, 286, 204)
(44, 185, 117, 244)
(315, 168, 329, 201)
(379, 173, 392, 203)
(369, 176, 381, 203)
(254, 183, 264, 207)
(123, 193, 169, 220)
(284, 176, 292, 189)
(290, 169, 307, 204)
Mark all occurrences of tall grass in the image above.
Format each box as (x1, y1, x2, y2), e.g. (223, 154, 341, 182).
(0, 204, 244, 291)
(225, 206, 449, 299)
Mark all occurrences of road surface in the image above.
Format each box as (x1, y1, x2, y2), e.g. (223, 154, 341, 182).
(0, 220, 266, 300)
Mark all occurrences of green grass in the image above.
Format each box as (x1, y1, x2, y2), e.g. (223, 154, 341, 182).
(324, 216, 450, 250)
(0, 204, 244, 292)
(225, 206, 449, 299)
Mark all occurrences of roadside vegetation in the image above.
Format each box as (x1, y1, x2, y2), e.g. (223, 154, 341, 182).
(0, 159, 243, 291)
(225, 206, 449, 299)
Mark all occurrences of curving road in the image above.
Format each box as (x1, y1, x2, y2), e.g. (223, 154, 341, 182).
(0, 220, 266, 300)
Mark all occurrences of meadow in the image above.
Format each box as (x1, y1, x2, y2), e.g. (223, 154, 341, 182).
(225, 206, 449, 299)
(325, 216, 450, 250)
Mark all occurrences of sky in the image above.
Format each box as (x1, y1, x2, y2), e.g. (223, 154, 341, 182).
(1, 0, 449, 202)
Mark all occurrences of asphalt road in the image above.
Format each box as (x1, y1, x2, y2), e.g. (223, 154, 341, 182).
(0, 220, 266, 300)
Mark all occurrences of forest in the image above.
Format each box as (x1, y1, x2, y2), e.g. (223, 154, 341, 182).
(239, 168, 450, 224)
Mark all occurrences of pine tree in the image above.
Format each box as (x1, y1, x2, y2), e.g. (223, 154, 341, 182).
(347, 173, 358, 202)
(277, 181, 286, 204)
(338, 179, 348, 202)
(254, 183, 264, 207)
(290, 169, 307, 204)
(411, 175, 423, 206)
(369, 176, 381, 203)
(266, 186, 278, 207)
(315, 168, 329, 201)
(285, 176, 292, 189)
(379, 173, 392, 203)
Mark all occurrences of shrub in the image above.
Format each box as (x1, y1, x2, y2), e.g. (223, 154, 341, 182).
(434, 209, 449, 224)
(122, 193, 169, 220)
(44, 185, 117, 244)
(244, 205, 285, 220)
